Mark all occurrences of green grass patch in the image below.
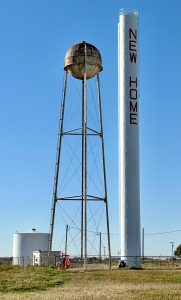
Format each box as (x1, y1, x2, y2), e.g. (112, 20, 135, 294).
(0, 264, 181, 296)
(0, 265, 70, 293)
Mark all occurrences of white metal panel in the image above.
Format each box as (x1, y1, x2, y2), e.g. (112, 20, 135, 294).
(118, 10, 141, 268)
(32, 250, 61, 266)
(13, 232, 50, 266)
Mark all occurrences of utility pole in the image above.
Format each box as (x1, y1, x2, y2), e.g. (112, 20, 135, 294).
(142, 228, 144, 259)
(103, 246, 106, 259)
(65, 225, 69, 257)
(97, 232, 102, 262)
(170, 242, 175, 257)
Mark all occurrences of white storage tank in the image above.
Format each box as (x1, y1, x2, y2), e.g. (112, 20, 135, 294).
(118, 9, 141, 268)
(13, 231, 50, 266)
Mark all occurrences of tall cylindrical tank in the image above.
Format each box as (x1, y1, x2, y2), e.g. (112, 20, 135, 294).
(13, 232, 50, 266)
(118, 9, 141, 268)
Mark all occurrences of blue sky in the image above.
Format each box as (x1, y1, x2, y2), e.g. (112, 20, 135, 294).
(0, 0, 181, 257)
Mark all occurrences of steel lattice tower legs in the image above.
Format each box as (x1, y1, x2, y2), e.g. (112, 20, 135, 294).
(48, 69, 111, 270)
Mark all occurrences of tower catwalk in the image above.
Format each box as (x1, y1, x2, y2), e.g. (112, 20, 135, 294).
(118, 10, 141, 268)
(48, 42, 111, 270)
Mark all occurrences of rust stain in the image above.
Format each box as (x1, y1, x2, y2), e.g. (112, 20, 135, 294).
(64, 42, 103, 80)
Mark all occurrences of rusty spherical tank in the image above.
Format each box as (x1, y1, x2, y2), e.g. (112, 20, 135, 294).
(64, 41, 103, 80)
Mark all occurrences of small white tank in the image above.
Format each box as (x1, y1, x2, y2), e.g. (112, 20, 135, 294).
(13, 232, 50, 266)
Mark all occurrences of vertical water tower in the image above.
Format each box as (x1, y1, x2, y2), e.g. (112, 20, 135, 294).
(118, 10, 141, 268)
(48, 42, 111, 269)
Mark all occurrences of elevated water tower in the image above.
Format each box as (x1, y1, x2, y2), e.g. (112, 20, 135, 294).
(48, 41, 111, 269)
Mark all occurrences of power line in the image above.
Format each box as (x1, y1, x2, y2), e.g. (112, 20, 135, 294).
(145, 229, 181, 236)
(67, 227, 181, 237)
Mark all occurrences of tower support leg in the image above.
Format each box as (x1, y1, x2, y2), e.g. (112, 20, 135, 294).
(48, 71, 68, 254)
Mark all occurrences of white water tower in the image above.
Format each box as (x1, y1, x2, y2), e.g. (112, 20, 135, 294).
(118, 9, 141, 268)
(13, 231, 50, 266)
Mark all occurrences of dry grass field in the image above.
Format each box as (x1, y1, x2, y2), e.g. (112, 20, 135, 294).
(0, 264, 181, 299)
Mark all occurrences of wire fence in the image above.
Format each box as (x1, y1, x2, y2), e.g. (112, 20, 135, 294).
(1, 256, 181, 270)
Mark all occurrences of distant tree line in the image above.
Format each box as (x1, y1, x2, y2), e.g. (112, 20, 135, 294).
(174, 244, 181, 256)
